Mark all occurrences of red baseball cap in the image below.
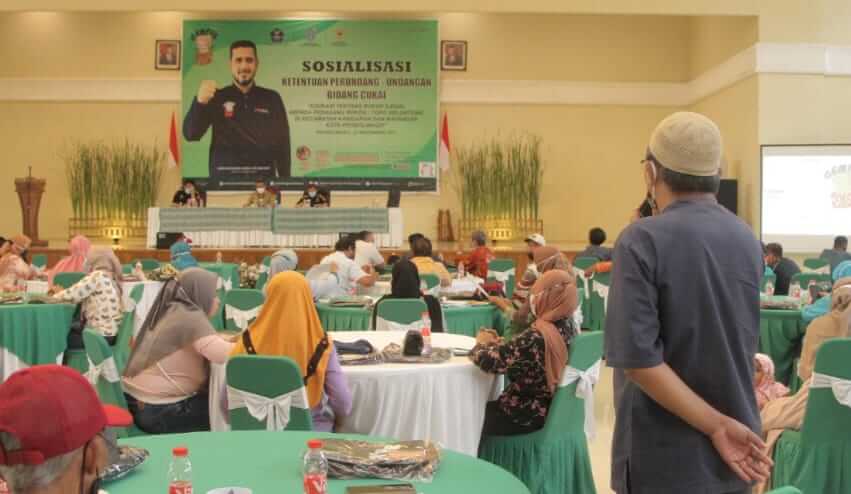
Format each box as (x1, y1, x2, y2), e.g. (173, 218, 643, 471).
(0, 365, 132, 466)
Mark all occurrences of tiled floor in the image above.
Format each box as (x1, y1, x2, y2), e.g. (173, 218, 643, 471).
(590, 365, 616, 494)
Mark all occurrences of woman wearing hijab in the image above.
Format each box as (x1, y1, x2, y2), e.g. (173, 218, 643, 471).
(170, 240, 198, 271)
(371, 259, 444, 332)
(53, 248, 124, 346)
(265, 248, 343, 300)
(232, 272, 352, 432)
(122, 268, 233, 434)
(755, 277, 851, 493)
(0, 234, 34, 290)
(471, 270, 579, 437)
(801, 259, 851, 325)
(47, 235, 91, 285)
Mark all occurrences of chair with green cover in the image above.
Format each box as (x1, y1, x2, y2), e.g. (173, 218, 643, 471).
(53, 271, 86, 290)
(224, 289, 265, 331)
(81, 328, 144, 437)
(31, 253, 47, 271)
(488, 259, 516, 298)
(572, 257, 598, 330)
(132, 258, 161, 271)
(587, 272, 611, 332)
(771, 338, 851, 492)
(374, 298, 428, 331)
(803, 258, 831, 274)
(255, 256, 272, 292)
(420, 273, 441, 291)
(479, 331, 604, 494)
(762, 274, 777, 293)
(789, 273, 831, 297)
(226, 355, 313, 431)
(113, 283, 144, 373)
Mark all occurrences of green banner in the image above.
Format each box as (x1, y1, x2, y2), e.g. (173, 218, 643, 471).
(181, 19, 439, 192)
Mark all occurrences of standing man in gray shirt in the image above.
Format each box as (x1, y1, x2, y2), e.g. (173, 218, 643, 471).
(605, 112, 772, 494)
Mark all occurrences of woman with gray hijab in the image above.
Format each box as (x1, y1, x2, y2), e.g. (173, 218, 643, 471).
(266, 248, 343, 299)
(54, 247, 124, 346)
(122, 268, 233, 434)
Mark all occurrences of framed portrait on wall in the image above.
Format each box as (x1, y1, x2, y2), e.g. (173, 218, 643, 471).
(441, 40, 467, 71)
(155, 40, 181, 70)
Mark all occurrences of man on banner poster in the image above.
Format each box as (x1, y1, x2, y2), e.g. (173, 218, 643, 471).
(183, 39, 291, 184)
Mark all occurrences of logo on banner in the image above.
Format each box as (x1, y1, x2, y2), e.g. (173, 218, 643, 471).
(223, 101, 236, 119)
(305, 28, 318, 43)
(270, 28, 285, 43)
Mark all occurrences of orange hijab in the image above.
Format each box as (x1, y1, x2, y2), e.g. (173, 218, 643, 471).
(231, 271, 331, 408)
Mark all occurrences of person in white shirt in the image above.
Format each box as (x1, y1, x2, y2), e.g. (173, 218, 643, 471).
(321, 235, 377, 293)
(354, 230, 386, 272)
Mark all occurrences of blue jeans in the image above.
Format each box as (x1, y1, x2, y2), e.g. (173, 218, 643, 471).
(125, 393, 210, 434)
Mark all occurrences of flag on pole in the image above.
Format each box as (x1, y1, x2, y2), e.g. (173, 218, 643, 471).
(439, 113, 451, 172)
(168, 112, 180, 168)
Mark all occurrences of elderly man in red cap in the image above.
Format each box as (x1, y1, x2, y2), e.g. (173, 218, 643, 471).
(0, 365, 132, 494)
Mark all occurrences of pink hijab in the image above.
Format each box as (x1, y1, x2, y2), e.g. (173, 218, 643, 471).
(47, 235, 91, 284)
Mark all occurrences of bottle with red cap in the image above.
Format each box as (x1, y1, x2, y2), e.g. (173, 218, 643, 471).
(168, 446, 193, 494)
(303, 439, 328, 494)
(421, 311, 432, 356)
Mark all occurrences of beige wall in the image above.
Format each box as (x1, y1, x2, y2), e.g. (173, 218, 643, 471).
(687, 16, 758, 79)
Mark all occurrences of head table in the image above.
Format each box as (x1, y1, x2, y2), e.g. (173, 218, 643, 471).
(112, 431, 530, 494)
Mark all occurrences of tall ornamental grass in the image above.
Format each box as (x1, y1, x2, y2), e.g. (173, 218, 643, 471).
(454, 134, 543, 221)
(65, 141, 164, 220)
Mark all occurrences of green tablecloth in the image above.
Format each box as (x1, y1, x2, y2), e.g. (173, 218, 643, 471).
(113, 431, 530, 494)
(159, 207, 272, 232)
(760, 309, 806, 386)
(273, 207, 389, 234)
(0, 302, 76, 381)
(316, 303, 507, 337)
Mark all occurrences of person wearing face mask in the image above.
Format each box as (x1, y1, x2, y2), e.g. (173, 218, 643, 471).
(243, 179, 278, 208)
(122, 268, 234, 434)
(0, 234, 35, 291)
(172, 180, 202, 207)
(0, 364, 132, 494)
(470, 270, 579, 437)
(296, 182, 330, 208)
(605, 112, 771, 493)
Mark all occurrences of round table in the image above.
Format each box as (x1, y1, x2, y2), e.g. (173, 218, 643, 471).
(112, 431, 530, 494)
(316, 302, 507, 337)
(0, 302, 75, 381)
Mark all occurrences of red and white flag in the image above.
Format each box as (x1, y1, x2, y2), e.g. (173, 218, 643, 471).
(439, 113, 451, 172)
(168, 112, 180, 168)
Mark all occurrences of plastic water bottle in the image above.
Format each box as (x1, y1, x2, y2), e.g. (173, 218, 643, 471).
(790, 282, 802, 299)
(420, 279, 428, 294)
(303, 439, 328, 494)
(764, 280, 775, 296)
(421, 312, 432, 355)
(457, 259, 466, 279)
(168, 446, 192, 494)
(215, 251, 223, 264)
(135, 260, 143, 273)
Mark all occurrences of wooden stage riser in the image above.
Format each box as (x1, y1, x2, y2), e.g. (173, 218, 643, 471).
(30, 248, 580, 278)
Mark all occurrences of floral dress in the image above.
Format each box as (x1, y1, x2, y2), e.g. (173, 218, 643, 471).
(470, 318, 577, 428)
(56, 270, 123, 337)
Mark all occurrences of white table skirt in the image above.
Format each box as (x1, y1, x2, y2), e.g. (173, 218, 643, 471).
(209, 331, 501, 456)
(147, 208, 404, 248)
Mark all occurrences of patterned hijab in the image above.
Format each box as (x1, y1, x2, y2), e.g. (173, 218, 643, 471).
(124, 268, 218, 377)
(529, 270, 579, 393)
(830, 277, 851, 337)
(84, 247, 123, 296)
(231, 272, 331, 408)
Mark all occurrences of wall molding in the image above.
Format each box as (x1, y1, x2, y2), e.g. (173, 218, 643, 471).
(2, 42, 851, 106)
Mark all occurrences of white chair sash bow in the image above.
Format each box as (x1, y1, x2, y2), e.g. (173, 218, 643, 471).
(375, 317, 424, 332)
(259, 264, 271, 274)
(85, 356, 120, 385)
(811, 372, 851, 409)
(226, 305, 262, 330)
(573, 267, 591, 299)
(560, 359, 602, 440)
(488, 269, 514, 284)
(227, 385, 309, 431)
(592, 281, 610, 313)
(216, 277, 233, 291)
(803, 265, 830, 275)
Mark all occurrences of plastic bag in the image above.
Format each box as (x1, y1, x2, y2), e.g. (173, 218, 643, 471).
(321, 439, 441, 483)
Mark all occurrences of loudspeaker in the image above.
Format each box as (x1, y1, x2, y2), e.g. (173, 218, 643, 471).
(387, 188, 401, 208)
(156, 232, 183, 250)
(717, 179, 738, 215)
